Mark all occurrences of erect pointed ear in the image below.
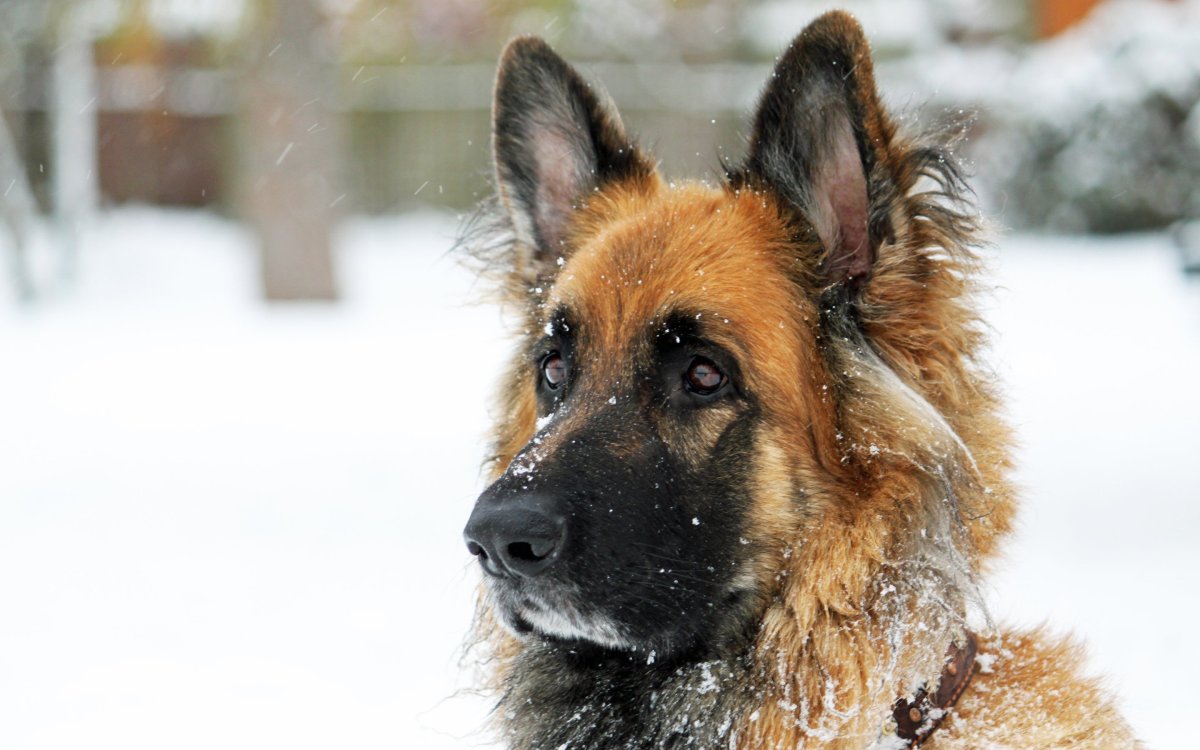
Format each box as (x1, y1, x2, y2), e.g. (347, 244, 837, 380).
(492, 37, 653, 286)
(743, 11, 898, 286)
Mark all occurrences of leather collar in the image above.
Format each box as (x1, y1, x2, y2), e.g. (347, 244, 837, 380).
(890, 631, 979, 748)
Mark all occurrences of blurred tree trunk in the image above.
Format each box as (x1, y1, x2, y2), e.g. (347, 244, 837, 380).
(0, 23, 37, 300)
(0, 109, 36, 301)
(50, 3, 99, 283)
(240, 0, 339, 301)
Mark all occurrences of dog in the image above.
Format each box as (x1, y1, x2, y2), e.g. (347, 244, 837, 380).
(460, 11, 1139, 749)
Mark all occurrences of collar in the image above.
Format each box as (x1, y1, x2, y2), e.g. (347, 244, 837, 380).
(890, 631, 979, 748)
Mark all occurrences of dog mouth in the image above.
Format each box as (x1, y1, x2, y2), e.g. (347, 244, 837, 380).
(486, 569, 764, 659)
(495, 589, 634, 651)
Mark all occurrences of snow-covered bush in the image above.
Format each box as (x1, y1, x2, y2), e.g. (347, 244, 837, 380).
(896, 0, 1200, 232)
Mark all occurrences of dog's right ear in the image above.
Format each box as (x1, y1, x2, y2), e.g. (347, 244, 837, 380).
(492, 37, 652, 288)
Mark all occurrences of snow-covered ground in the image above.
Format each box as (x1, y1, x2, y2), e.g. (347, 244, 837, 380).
(1, 208, 1196, 749)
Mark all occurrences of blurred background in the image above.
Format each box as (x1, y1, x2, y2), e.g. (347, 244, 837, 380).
(1, 0, 1197, 748)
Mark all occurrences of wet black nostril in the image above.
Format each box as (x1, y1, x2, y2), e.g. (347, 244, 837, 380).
(506, 541, 543, 562)
(497, 530, 561, 576)
(463, 494, 567, 579)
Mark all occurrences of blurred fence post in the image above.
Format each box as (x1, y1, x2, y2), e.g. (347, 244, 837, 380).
(239, 0, 340, 301)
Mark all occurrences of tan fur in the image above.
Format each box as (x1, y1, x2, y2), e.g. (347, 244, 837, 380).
(470, 11, 1139, 748)
(936, 629, 1142, 749)
(478, 172, 1138, 747)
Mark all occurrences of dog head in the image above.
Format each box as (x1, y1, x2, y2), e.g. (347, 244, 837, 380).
(463, 11, 1013, 663)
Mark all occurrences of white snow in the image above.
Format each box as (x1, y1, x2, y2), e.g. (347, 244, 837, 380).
(987, 233, 1200, 749)
(1, 208, 1197, 749)
(0, 208, 500, 750)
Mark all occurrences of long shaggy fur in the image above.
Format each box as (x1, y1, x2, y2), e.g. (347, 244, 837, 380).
(459, 11, 1139, 749)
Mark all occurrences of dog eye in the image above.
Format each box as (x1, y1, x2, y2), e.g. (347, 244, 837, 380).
(683, 357, 724, 395)
(542, 353, 568, 389)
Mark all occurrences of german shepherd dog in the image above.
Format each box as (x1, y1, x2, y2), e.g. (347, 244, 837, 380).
(461, 11, 1139, 749)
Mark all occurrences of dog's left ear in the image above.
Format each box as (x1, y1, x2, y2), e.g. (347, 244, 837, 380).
(492, 37, 653, 288)
(743, 11, 898, 286)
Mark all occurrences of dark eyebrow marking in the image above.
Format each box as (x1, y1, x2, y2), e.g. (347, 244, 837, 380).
(541, 305, 574, 337)
(656, 311, 703, 343)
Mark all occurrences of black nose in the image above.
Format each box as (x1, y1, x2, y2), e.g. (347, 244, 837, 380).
(463, 494, 566, 578)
